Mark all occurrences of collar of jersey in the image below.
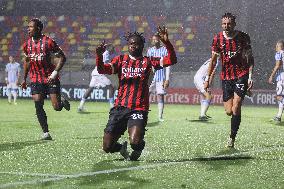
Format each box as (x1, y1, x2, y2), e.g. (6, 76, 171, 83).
(129, 54, 143, 60)
(223, 31, 239, 39)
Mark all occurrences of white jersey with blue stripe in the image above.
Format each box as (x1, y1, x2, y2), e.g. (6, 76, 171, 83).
(194, 58, 219, 79)
(92, 50, 111, 76)
(147, 46, 168, 82)
(275, 50, 284, 81)
(5, 62, 21, 83)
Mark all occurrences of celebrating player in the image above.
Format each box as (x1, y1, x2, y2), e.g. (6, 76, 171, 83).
(204, 13, 254, 148)
(21, 18, 70, 140)
(268, 40, 284, 123)
(5, 56, 21, 105)
(96, 26, 177, 160)
(78, 45, 115, 112)
(148, 34, 171, 122)
(194, 58, 219, 120)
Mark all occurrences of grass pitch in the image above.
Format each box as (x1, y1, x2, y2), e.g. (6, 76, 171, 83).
(0, 98, 284, 189)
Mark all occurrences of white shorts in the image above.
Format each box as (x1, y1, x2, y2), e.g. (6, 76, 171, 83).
(89, 75, 112, 88)
(194, 76, 206, 94)
(149, 81, 166, 95)
(276, 80, 284, 96)
(7, 83, 18, 90)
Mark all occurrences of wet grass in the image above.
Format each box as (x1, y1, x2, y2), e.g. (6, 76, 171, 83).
(0, 99, 283, 188)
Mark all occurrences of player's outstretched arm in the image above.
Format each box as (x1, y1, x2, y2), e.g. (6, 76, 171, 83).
(96, 41, 113, 74)
(153, 26, 177, 68)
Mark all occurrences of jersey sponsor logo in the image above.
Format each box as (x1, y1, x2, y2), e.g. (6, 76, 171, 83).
(28, 53, 46, 61)
(122, 67, 146, 78)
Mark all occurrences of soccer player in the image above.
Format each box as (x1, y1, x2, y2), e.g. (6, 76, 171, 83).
(78, 45, 115, 112)
(194, 58, 219, 120)
(148, 34, 170, 122)
(268, 40, 284, 123)
(5, 56, 21, 105)
(21, 18, 70, 140)
(96, 26, 177, 161)
(204, 13, 254, 148)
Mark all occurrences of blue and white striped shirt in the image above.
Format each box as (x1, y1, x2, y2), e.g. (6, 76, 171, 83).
(5, 62, 21, 83)
(275, 50, 284, 81)
(147, 46, 169, 82)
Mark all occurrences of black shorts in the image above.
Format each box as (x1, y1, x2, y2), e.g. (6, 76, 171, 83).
(222, 75, 248, 102)
(31, 81, 61, 96)
(104, 106, 148, 136)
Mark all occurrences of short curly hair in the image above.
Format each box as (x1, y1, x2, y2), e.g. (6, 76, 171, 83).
(124, 31, 145, 44)
(222, 12, 236, 23)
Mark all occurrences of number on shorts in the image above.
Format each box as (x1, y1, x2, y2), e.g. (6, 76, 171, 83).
(236, 84, 245, 91)
(131, 113, 143, 120)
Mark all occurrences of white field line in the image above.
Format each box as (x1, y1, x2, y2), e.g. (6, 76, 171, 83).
(0, 146, 283, 188)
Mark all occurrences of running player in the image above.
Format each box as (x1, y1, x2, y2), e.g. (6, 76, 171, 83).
(78, 46, 115, 112)
(148, 34, 170, 122)
(96, 26, 177, 160)
(5, 56, 21, 105)
(204, 13, 254, 148)
(21, 18, 70, 140)
(194, 58, 219, 120)
(268, 40, 284, 123)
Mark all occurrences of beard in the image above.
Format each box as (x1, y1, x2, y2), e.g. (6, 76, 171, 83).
(129, 48, 143, 57)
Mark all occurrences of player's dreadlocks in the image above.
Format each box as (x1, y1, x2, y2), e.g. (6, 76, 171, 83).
(30, 18, 44, 32)
(222, 12, 236, 23)
(124, 31, 145, 44)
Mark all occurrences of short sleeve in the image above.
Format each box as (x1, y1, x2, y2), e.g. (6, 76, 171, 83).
(108, 55, 120, 74)
(275, 52, 282, 61)
(22, 42, 28, 57)
(211, 34, 220, 54)
(49, 38, 63, 55)
(103, 51, 110, 63)
(149, 56, 163, 70)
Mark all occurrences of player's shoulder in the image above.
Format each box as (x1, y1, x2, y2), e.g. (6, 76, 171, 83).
(237, 30, 250, 39)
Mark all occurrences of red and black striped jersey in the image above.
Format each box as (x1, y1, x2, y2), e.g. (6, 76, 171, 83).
(96, 41, 177, 111)
(212, 31, 252, 80)
(22, 35, 64, 83)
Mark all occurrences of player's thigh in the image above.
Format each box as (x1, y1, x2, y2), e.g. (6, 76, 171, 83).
(156, 81, 166, 95)
(194, 77, 206, 94)
(48, 81, 61, 108)
(149, 80, 156, 93)
(233, 75, 248, 100)
(31, 83, 47, 101)
(222, 80, 234, 102)
(127, 110, 148, 143)
(276, 81, 284, 96)
(89, 77, 99, 88)
(104, 107, 128, 137)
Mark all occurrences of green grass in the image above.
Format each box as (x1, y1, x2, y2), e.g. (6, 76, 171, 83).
(0, 98, 284, 189)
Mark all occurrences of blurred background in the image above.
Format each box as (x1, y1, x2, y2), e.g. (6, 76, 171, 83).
(0, 0, 283, 103)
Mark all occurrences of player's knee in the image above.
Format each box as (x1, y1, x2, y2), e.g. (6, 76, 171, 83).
(103, 145, 111, 153)
(225, 110, 233, 116)
(130, 140, 145, 151)
(53, 104, 62, 111)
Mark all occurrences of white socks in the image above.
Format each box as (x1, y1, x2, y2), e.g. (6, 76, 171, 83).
(158, 102, 164, 119)
(12, 91, 17, 104)
(78, 98, 86, 109)
(200, 99, 210, 117)
(277, 102, 284, 118)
